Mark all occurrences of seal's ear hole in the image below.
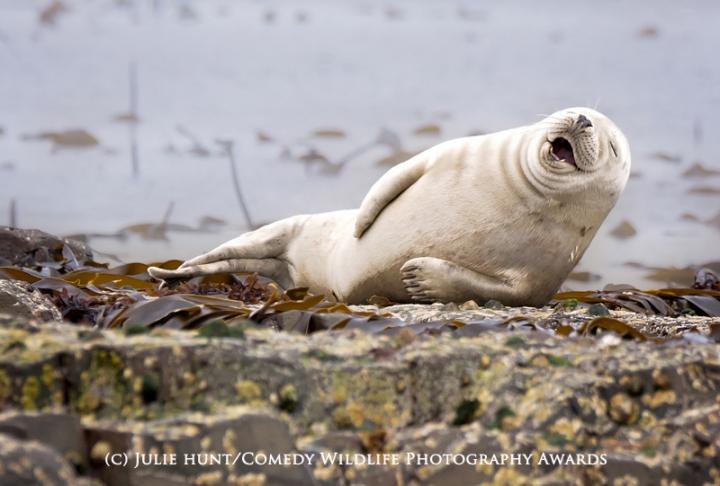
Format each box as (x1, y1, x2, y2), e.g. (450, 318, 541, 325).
(609, 141, 618, 158)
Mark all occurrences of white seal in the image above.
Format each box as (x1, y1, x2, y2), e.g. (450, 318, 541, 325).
(148, 108, 630, 306)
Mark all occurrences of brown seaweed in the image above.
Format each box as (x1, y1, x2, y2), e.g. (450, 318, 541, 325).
(2, 248, 720, 342)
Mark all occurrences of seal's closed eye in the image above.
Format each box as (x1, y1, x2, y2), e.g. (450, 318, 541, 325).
(609, 140, 618, 157)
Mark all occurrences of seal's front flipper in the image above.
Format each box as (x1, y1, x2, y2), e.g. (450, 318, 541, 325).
(148, 258, 294, 289)
(400, 257, 527, 306)
(354, 153, 431, 238)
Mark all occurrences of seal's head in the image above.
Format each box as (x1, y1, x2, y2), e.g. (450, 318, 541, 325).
(525, 108, 631, 201)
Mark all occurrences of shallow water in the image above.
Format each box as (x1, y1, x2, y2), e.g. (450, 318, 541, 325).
(0, 0, 719, 290)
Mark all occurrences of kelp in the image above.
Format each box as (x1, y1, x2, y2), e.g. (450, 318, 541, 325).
(39, 1, 68, 26)
(149, 274, 274, 303)
(556, 317, 648, 341)
(609, 221, 637, 239)
(688, 186, 720, 195)
(23, 129, 99, 148)
(312, 129, 346, 138)
(551, 282, 720, 317)
(2, 243, 720, 344)
(683, 163, 720, 177)
(413, 124, 441, 136)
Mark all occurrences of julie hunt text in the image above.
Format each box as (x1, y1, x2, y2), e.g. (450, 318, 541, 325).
(134, 453, 320, 468)
(133, 452, 398, 468)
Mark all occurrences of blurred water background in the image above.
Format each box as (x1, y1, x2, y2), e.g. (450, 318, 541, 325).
(0, 0, 718, 290)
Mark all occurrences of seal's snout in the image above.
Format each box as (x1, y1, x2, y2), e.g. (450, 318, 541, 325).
(577, 114, 592, 129)
(545, 111, 601, 172)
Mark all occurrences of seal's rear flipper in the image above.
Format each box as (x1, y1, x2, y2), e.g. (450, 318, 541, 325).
(147, 258, 294, 290)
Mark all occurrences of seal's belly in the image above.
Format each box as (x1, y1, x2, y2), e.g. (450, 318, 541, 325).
(340, 174, 580, 302)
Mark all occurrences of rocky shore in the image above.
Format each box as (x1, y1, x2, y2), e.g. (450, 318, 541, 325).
(1, 310, 720, 486)
(0, 227, 719, 485)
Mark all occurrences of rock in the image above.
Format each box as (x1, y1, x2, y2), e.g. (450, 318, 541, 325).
(587, 303, 611, 316)
(302, 431, 365, 455)
(0, 226, 92, 266)
(84, 406, 314, 486)
(0, 432, 77, 485)
(0, 411, 86, 473)
(0, 316, 81, 412)
(0, 281, 62, 322)
(267, 309, 303, 331)
(608, 392, 639, 424)
(483, 299, 504, 310)
(0, 312, 719, 485)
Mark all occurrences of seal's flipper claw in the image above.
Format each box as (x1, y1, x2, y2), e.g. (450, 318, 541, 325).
(409, 292, 434, 304)
(147, 266, 174, 280)
(158, 277, 186, 290)
(147, 266, 190, 290)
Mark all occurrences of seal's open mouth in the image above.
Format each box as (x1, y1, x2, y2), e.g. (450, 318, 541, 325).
(550, 138, 576, 167)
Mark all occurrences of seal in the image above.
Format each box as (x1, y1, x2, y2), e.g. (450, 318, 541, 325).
(148, 108, 631, 306)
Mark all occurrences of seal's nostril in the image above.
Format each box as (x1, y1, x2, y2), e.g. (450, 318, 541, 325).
(577, 114, 593, 129)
